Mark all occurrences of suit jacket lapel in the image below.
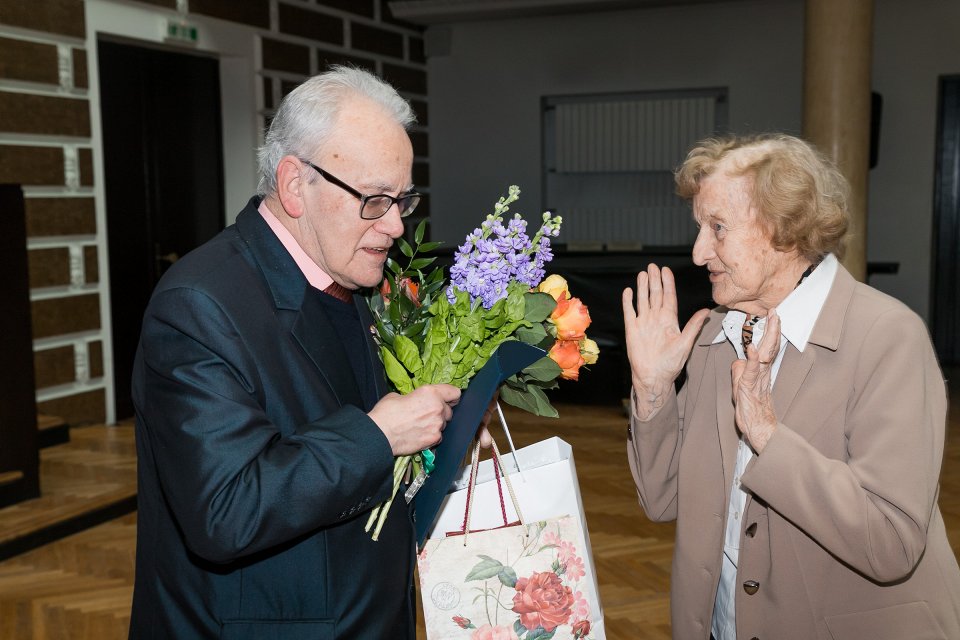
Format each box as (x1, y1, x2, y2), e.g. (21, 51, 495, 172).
(235, 199, 364, 408)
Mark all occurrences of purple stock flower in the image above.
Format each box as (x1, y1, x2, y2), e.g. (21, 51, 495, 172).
(447, 188, 562, 308)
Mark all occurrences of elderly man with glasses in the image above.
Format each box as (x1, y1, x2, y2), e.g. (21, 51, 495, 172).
(129, 66, 460, 639)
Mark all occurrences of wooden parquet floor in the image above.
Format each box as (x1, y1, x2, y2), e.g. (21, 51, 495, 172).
(0, 367, 958, 639)
(0, 425, 136, 552)
(0, 425, 137, 640)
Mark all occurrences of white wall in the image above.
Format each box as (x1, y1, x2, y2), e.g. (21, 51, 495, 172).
(425, 0, 960, 320)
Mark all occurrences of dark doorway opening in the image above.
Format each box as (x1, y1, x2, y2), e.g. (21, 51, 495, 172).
(932, 75, 960, 365)
(98, 38, 225, 420)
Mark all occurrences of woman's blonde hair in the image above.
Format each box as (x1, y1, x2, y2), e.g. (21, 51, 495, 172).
(675, 133, 850, 261)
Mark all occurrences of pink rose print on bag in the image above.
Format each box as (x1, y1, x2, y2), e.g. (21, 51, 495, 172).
(512, 571, 575, 631)
(444, 519, 596, 639)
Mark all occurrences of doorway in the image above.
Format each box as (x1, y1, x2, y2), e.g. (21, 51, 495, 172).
(98, 38, 226, 420)
(932, 75, 960, 365)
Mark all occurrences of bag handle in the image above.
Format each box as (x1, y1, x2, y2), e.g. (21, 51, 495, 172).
(460, 438, 525, 546)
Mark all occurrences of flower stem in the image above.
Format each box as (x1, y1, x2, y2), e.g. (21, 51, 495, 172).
(366, 454, 412, 541)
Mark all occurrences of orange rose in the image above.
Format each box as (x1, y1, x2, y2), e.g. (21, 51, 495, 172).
(549, 340, 586, 381)
(380, 276, 420, 307)
(402, 278, 420, 306)
(550, 296, 590, 340)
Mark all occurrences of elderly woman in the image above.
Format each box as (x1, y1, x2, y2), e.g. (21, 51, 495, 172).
(623, 133, 960, 640)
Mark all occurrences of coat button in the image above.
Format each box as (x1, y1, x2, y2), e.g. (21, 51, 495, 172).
(745, 523, 758, 537)
(743, 580, 759, 595)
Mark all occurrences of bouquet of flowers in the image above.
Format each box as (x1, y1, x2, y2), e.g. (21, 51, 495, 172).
(365, 186, 598, 540)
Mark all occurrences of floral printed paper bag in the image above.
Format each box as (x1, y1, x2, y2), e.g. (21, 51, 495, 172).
(418, 515, 603, 639)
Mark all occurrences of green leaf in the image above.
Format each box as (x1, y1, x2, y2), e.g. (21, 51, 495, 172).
(434, 359, 455, 386)
(498, 565, 518, 588)
(454, 343, 480, 379)
(528, 378, 559, 391)
(425, 267, 446, 285)
(526, 626, 556, 640)
(478, 336, 509, 361)
(374, 316, 395, 347)
(465, 555, 504, 581)
(488, 294, 508, 315)
(536, 333, 556, 351)
(414, 218, 427, 245)
(394, 334, 423, 373)
(528, 385, 559, 418)
(418, 241, 443, 253)
(383, 272, 397, 298)
(385, 257, 402, 275)
(409, 257, 436, 270)
(380, 347, 413, 394)
(460, 314, 483, 343)
(506, 287, 526, 322)
(400, 319, 427, 338)
(499, 384, 559, 418)
(484, 312, 507, 330)
(396, 292, 415, 318)
(523, 292, 557, 323)
(503, 374, 526, 391)
(522, 357, 562, 382)
(397, 236, 414, 258)
(498, 385, 539, 415)
(389, 294, 402, 327)
(368, 292, 385, 315)
(516, 324, 548, 345)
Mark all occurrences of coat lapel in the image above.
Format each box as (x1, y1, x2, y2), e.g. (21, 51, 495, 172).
(713, 341, 738, 492)
(771, 344, 816, 419)
(773, 264, 854, 434)
(697, 311, 739, 494)
(236, 199, 364, 408)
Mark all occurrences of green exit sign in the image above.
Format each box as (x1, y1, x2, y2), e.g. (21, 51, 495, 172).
(166, 19, 198, 44)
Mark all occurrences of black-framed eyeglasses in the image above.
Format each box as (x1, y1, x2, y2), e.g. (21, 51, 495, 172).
(299, 159, 421, 220)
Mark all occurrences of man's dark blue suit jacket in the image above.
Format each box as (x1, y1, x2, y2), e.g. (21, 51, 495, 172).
(129, 197, 415, 639)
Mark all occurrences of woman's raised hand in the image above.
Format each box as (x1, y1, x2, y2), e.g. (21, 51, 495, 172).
(622, 264, 710, 420)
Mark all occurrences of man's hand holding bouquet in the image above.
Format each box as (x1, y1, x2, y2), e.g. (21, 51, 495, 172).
(365, 186, 598, 540)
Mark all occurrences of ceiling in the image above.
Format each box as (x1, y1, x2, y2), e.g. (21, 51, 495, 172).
(387, 0, 751, 25)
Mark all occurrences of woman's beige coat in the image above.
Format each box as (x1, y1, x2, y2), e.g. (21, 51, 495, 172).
(628, 265, 960, 639)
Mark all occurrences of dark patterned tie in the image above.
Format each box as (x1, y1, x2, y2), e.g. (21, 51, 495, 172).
(322, 281, 354, 303)
(742, 314, 761, 348)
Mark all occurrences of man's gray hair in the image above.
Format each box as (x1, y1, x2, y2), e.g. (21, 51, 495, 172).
(256, 65, 415, 196)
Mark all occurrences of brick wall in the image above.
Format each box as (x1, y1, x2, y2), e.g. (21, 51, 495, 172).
(0, 0, 105, 425)
(0, 0, 427, 427)
(256, 0, 431, 221)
